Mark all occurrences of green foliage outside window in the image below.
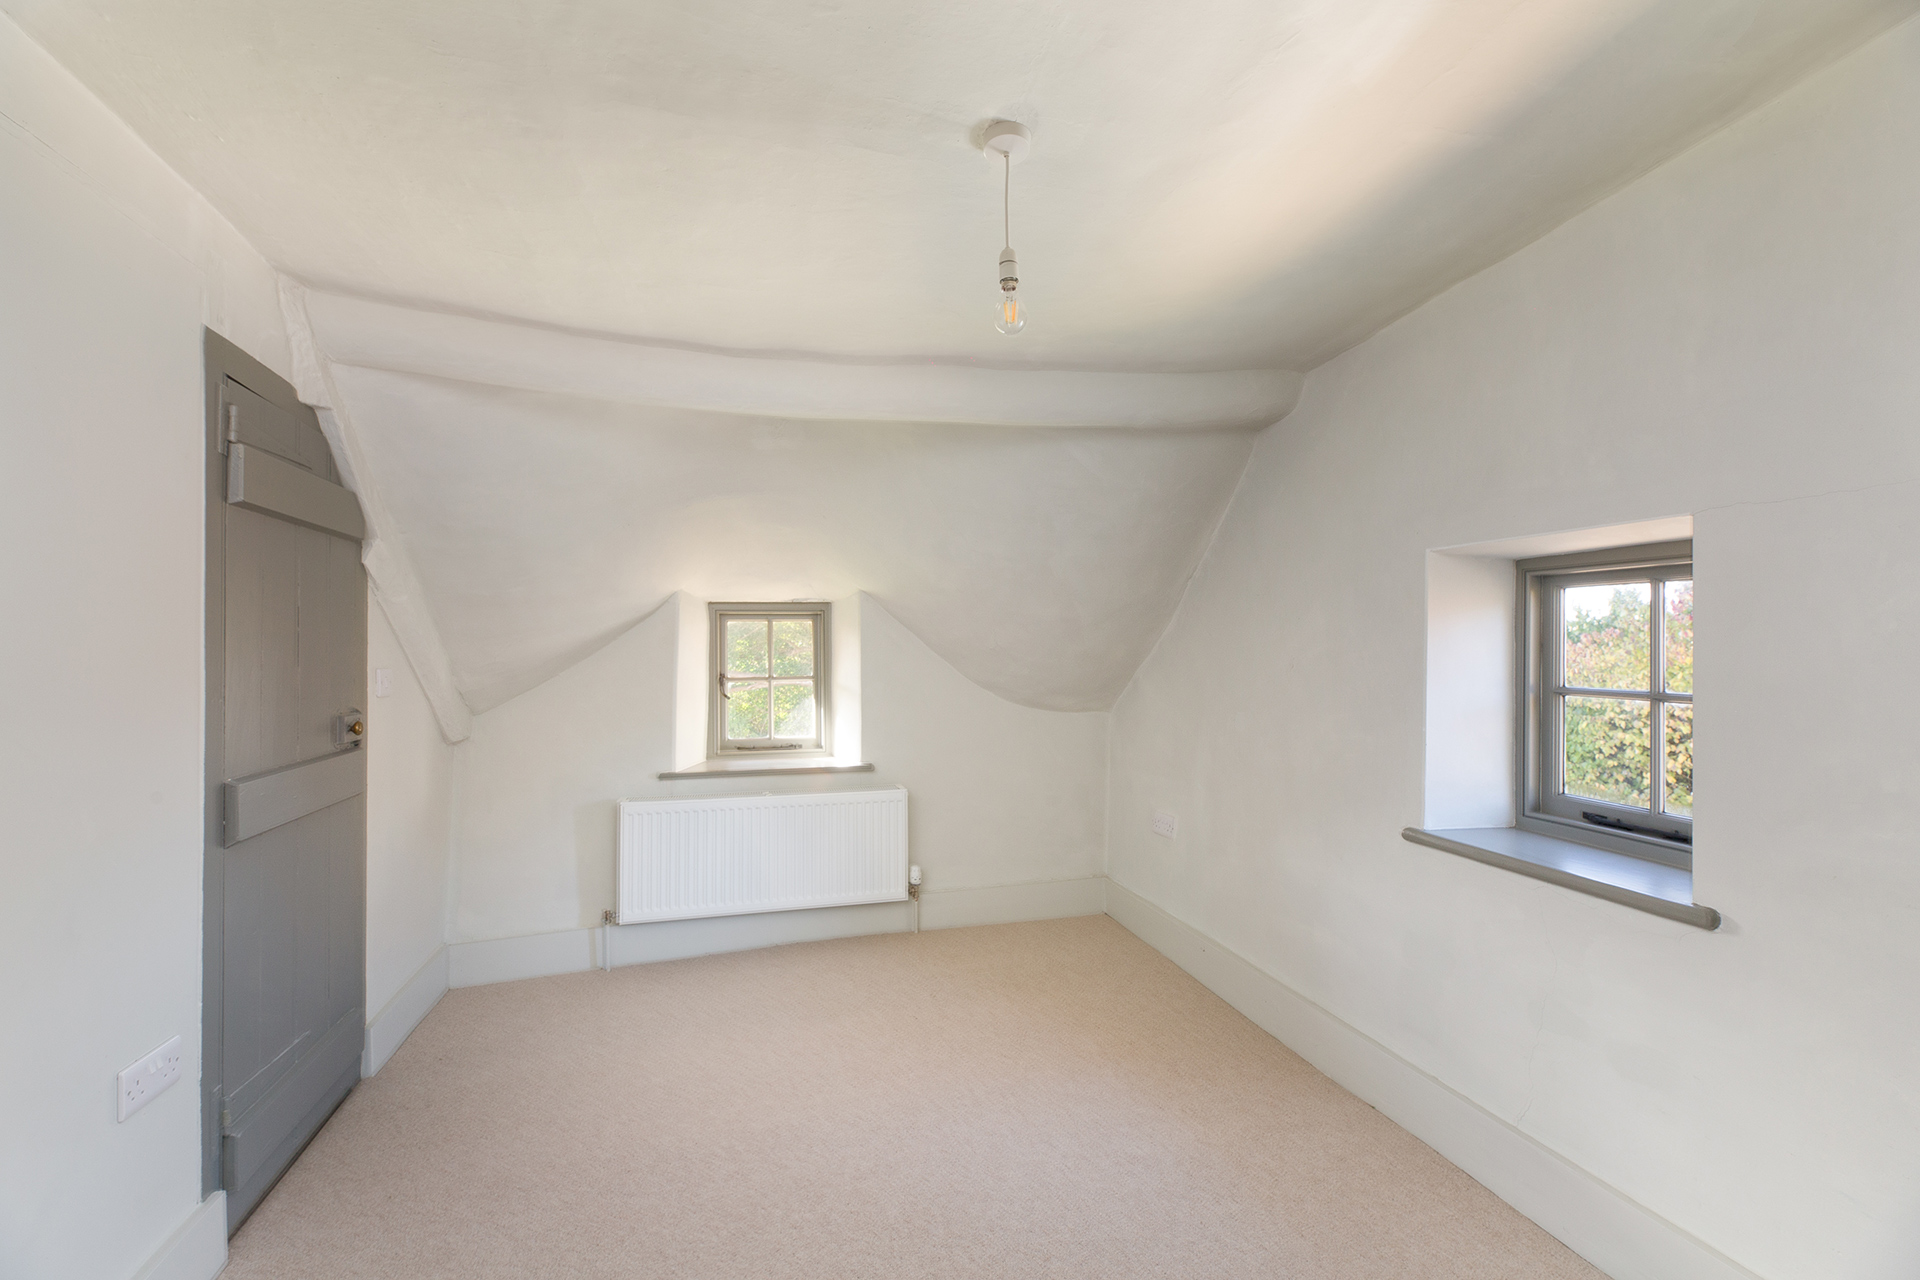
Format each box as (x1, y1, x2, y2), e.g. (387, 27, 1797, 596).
(1664, 703, 1693, 815)
(1560, 582, 1692, 816)
(720, 613, 823, 744)
(1663, 581, 1693, 694)
(726, 619, 768, 675)
(1565, 694, 1651, 806)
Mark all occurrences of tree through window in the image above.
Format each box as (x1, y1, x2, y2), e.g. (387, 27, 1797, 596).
(709, 604, 831, 756)
(1520, 544, 1693, 859)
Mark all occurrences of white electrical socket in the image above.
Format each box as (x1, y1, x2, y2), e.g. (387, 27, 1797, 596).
(1152, 810, 1178, 839)
(374, 667, 393, 698)
(118, 1035, 183, 1122)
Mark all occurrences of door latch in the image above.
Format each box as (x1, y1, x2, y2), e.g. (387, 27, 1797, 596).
(333, 708, 366, 749)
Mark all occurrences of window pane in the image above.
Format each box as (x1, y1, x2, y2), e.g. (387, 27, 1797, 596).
(1664, 580, 1693, 694)
(725, 619, 768, 676)
(1563, 695, 1651, 808)
(772, 681, 816, 738)
(726, 681, 769, 738)
(771, 618, 815, 677)
(1663, 702, 1693, 816)
(1563, 583, 1650, 691)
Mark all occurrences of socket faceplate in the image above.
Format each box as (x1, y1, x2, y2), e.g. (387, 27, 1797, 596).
(118, 1035, 184, 1122)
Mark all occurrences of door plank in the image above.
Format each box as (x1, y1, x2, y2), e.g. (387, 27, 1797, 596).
(225, 507, 304, 779)
(227, 444, 365, 541)
(221, 1005, 363, 1187)
(222, 820, 300, 1114)
(223, 749, 366, 846)
(222, 376, 334, 478)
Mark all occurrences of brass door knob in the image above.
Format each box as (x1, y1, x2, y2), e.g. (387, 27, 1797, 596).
(348, 720, 365, 736)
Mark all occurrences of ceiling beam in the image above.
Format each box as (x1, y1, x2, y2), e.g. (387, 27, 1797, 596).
(300, 289, 1304, 433)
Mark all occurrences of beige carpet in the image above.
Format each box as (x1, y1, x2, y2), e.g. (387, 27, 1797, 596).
(225, 916, 1602, 1279)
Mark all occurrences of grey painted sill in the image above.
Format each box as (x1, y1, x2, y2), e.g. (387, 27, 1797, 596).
(1401, 827, 1721, 931)
(658, 759, 875, 780)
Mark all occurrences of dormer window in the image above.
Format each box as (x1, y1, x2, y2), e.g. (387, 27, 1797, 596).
(709, 603, 831, 757)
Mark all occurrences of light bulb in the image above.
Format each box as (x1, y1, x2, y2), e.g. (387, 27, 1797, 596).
(995, 287, 1026, 335)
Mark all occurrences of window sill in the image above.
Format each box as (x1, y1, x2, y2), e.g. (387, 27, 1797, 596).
(658, 758, 875, 781)
(1401, 826, 1720, 931)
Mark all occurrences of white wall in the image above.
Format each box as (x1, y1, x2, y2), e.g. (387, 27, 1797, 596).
(0, 13, 289, 1280)
(451, 595, 677, 942)
(365, 593, 455, 1019)
(861, 600, 1106, 893)
(1108, 18, 1920, 1280)
(452, 593, 1106, 950)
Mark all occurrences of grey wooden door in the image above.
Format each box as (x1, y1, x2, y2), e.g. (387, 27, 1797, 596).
(202, 331, 367, 1231)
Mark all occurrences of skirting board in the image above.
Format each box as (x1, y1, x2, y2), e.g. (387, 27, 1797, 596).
(363, 946, 449, 1076)
(130, 1191, 226, 1280)
(919, 876, 1106, 930)
(1104, 880, 1762, 1280)
(449, 876, 1108, 988)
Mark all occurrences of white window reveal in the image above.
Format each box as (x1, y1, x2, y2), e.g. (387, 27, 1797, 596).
(709, 603, 831, 757)
(1402, 531, 1715, 930)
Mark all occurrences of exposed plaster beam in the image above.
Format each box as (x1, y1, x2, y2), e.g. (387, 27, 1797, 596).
(301, 290, 1305, 432)
(279, 278, 474, 744)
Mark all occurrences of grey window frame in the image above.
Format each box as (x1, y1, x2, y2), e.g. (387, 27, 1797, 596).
(709, 602, 832, 759)
(1517, 541, 1693, 867)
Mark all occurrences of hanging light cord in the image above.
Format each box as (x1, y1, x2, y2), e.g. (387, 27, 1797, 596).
(1004, 152, 1011, 249)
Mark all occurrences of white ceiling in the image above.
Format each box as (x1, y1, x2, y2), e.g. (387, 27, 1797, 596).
(10, 0, 1911, 371)
(12, 0, 1912, 716)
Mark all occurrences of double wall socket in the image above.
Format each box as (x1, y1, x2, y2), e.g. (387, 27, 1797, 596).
(118, 1035, 183, 1121)
(1152, 810, 1178, 839)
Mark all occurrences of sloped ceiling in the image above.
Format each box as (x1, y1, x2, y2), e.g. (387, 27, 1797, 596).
(290, 289, 1295, 713)
(330, 360, 1259, 712)
(8, 0, 1913, 715)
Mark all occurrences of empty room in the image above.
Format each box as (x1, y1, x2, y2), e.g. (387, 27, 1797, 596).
(4, 1, 1918, 1277)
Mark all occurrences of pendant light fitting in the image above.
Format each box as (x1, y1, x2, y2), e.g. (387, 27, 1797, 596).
(983, 121, 1031, 335)
(983, 120, 1032, 163)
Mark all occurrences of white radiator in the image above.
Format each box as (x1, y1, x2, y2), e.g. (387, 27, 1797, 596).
(616, 787, 908, 924)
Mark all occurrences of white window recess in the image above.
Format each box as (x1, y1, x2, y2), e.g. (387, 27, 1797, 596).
(664, 590, 868, 778)
(1409, 516, 1720, 930)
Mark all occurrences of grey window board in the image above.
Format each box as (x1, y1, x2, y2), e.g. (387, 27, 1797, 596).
(1402, 826, 1720, 930)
